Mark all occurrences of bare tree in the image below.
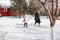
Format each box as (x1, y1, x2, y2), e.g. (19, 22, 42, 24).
(11, 0, 28, 17)
(36, 0, 59, 40)
(37, 0, 59, 27)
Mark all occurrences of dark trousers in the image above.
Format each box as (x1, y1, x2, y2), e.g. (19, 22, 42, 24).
(35, 19, 41, 24)
(35, 21, 40, 24)
(24, 23, 28, 28)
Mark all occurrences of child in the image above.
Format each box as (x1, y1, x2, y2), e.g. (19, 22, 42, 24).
(23, 13, 28, 28)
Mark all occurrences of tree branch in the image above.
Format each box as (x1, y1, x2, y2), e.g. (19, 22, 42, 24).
(55, 0, 59, 19)
(38, 0, 45, 5)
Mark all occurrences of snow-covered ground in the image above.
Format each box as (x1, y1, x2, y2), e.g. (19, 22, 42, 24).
(0, 16, 60, 40)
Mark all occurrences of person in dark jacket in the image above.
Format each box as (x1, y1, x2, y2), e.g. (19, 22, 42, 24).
(34, 11, 41, 25)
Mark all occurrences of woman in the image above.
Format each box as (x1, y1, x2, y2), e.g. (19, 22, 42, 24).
(35, 11, 41, 25)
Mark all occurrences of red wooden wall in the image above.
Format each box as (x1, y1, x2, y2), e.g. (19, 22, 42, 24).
(1, 8, 7, 16)
(0, 7, 12, 16)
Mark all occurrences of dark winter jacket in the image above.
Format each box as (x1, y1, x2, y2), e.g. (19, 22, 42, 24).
(35, 12, 41, 23)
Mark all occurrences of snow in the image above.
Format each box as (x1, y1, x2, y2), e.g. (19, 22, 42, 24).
(0, 16, 60, 40)
(0, 0, 11, 7)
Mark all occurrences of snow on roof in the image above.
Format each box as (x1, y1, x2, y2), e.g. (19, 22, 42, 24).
(0, 0, 11, 8)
